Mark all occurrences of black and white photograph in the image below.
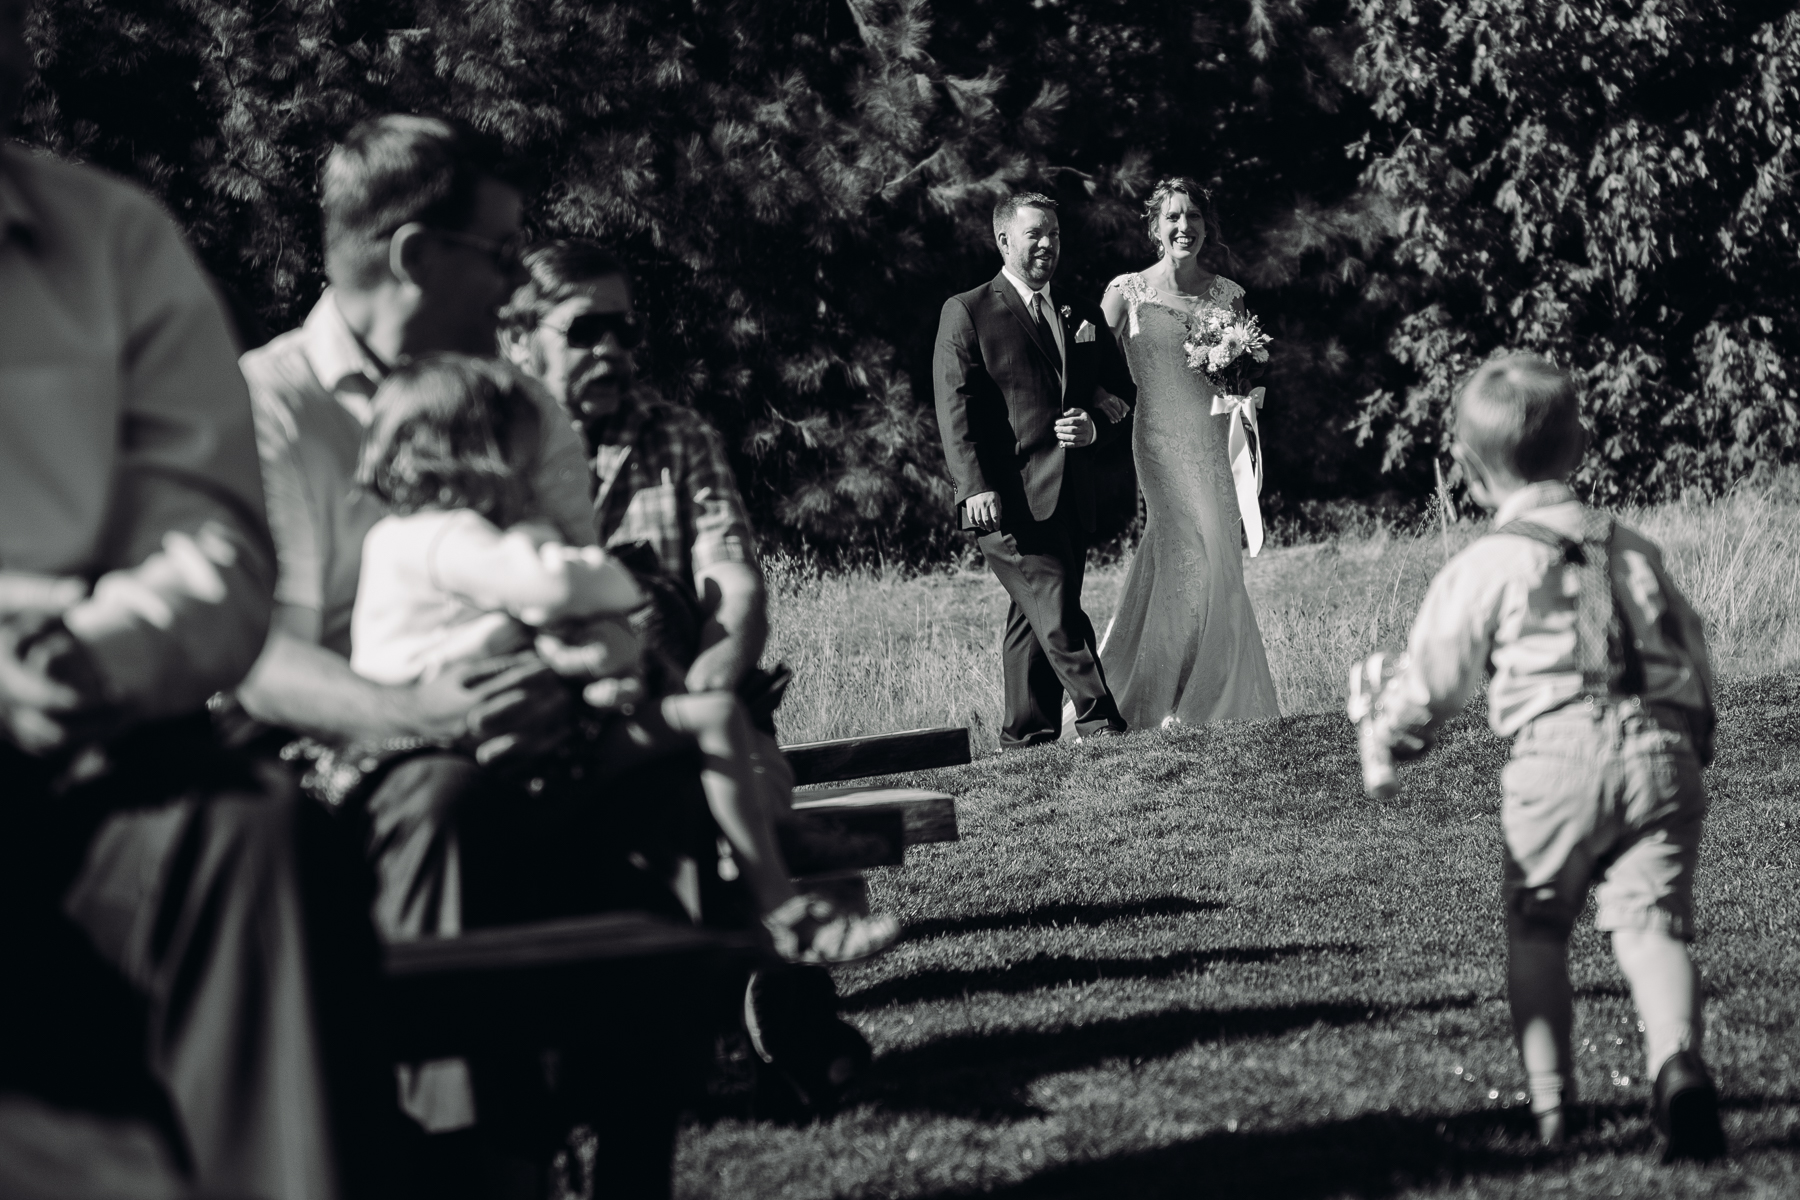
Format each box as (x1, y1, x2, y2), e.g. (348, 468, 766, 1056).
(1, 0, 1796, 1196)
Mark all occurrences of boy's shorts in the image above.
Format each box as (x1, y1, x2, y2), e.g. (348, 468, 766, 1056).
(1500, 697, 1708, 941)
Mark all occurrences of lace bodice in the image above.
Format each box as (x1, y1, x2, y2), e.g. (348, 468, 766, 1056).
(1106, 271, 1244, 337)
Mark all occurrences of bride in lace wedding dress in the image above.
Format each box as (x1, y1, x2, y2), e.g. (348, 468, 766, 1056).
(1096, 179, 1280, 728)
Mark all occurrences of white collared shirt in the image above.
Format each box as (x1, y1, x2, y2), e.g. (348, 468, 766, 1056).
(1000, 265, 1065, 365)
(240, 291, 596, 658)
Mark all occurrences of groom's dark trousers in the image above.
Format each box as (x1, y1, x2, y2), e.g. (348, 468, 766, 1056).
(933, 270, 1136, 746)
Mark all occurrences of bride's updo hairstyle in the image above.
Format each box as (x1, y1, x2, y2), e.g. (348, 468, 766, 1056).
(1144, 178, 1222, 257)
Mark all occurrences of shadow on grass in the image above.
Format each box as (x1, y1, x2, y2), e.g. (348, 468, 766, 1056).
(910, 1093, 1800, 1199)
(841, 943, 1357, 1013)
(907, 1104, 1634, 1200)
(860, 993, 1479, 1119)
(903, 896, 1224, 941)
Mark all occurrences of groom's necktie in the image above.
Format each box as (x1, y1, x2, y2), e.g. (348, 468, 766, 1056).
(1030, 293, 1062, 381)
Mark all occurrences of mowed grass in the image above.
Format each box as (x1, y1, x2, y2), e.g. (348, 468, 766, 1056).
(763, 479, 1800, 749)
(676, 675, 1800, 1198)
(666, 480, 1800, 1197)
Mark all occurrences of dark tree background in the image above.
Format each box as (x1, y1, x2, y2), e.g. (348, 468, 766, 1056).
(20, 0, 1798, 560)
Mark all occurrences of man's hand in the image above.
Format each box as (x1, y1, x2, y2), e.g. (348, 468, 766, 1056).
(409, 652, 575, 767)
(535, 618, 643, 683)
(963, 490, 1003, 532)
(0, 615, 117, 755)
(686, 635, 752, 695)
(1054, 408, 1097, 448)
(1092, 391, 1131, 424)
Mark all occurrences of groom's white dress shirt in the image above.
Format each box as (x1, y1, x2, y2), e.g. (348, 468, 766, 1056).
(1000, 266, 1066, 372)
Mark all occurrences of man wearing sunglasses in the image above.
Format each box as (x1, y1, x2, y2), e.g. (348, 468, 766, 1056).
(501, 239, 766, 698)
(235, 117, 712, 1188)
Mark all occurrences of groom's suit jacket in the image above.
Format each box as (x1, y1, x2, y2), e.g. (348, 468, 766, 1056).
(933, 271, 1136, 532)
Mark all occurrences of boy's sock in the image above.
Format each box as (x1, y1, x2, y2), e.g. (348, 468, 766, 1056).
(1611, 927, 1702, 1079)
(1527, 1068, 1571, 1115)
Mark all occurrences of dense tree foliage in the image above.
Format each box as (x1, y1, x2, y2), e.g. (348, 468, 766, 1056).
(18, 0, 1798, 556)
(1348, 0, 1800, 503)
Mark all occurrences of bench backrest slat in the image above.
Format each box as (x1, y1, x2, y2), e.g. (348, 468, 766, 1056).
(782, 726, 971, 786)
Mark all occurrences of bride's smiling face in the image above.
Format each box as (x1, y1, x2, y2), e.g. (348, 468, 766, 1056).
(1156, 194, 1206, 262)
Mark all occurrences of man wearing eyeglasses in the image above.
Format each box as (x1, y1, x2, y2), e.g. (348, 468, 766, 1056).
(501, 239, 766, 697)
(239, 115, 596, 762)
(234, 117, 697, 1172)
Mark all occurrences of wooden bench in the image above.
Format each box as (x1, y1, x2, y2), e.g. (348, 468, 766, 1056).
(379, 728, 969, 1061)
(382, 912, 759, 1196)
(778, 726, 969, 903)
(365, 730, 968, 1187)
(384, 912, 758, 1060)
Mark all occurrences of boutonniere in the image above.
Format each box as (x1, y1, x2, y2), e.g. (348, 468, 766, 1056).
(1059, 304, 1072, 321)
(1075, 319, 1097, 343)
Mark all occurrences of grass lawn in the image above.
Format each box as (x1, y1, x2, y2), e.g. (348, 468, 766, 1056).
(764, 481, 1800, 750)
(674, 672, 1800, 1197)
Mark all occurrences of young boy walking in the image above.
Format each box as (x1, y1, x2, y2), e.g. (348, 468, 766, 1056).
(1354, 353, 1727, 1160)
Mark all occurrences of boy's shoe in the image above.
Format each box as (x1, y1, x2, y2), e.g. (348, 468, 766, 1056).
(1653, 1050, 1727, 1163)
(764, 894, 900, 964)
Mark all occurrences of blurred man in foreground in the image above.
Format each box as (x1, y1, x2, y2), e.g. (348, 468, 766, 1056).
(0, 2, 393, 1196)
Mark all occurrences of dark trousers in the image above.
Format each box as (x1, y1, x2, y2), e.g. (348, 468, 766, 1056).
(360, 749, 702, 938)
(358, 746, 719, 1199)
(978, 496, 1124, 745)
(0, 725, 397, 1200)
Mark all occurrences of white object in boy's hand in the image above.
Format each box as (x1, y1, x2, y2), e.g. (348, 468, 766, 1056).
(1347, 651, 1402, 800)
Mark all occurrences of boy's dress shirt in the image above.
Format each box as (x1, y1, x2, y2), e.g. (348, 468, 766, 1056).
(1379, 481, 1714, 754)
(242, 292, 596, 659)
(0, 144, 274, 717)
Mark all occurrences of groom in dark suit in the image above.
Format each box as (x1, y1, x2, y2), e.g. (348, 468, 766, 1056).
(933, 192, 1136, 746)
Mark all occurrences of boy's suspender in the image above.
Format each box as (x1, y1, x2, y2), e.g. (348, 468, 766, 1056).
(1502, 512, 1646, 696)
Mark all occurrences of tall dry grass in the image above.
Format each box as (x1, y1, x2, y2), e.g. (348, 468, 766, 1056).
(764, 477, 1800, 751)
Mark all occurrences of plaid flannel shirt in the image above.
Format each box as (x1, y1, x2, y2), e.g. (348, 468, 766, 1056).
(587, 387, 756, 597)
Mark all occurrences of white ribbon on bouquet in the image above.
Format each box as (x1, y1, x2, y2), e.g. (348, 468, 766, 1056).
(1210, 386, 1266, 557)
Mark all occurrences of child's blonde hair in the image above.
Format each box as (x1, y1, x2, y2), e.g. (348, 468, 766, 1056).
(1455, 352, 1584, 482)
(357, 354, 540, 524)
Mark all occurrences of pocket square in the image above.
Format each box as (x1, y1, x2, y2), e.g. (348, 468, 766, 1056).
(1075, 320, 1097, 343)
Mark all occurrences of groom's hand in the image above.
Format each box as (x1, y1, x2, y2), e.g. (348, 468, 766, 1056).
(1055, 408, 1097, 448)
(963, 491, 1002, 532)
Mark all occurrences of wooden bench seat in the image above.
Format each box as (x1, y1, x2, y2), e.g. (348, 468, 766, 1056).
(384, 912, 757, 1060)
(782, 726, 971, 787)
(792, 786, 958, 846)
(780, 727, 969, 882)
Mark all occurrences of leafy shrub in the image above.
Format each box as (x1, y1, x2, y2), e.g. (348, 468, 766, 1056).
(1345, 0, 1800, 502)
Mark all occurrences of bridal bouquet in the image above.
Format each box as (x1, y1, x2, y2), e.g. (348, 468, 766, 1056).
(1182, 305, 1274, 558)
(1181, 306, 1272, 395)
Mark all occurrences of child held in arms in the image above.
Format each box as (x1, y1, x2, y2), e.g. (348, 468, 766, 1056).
(1351, 353, 1725, 1160)
(350, 354, 898, 964)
